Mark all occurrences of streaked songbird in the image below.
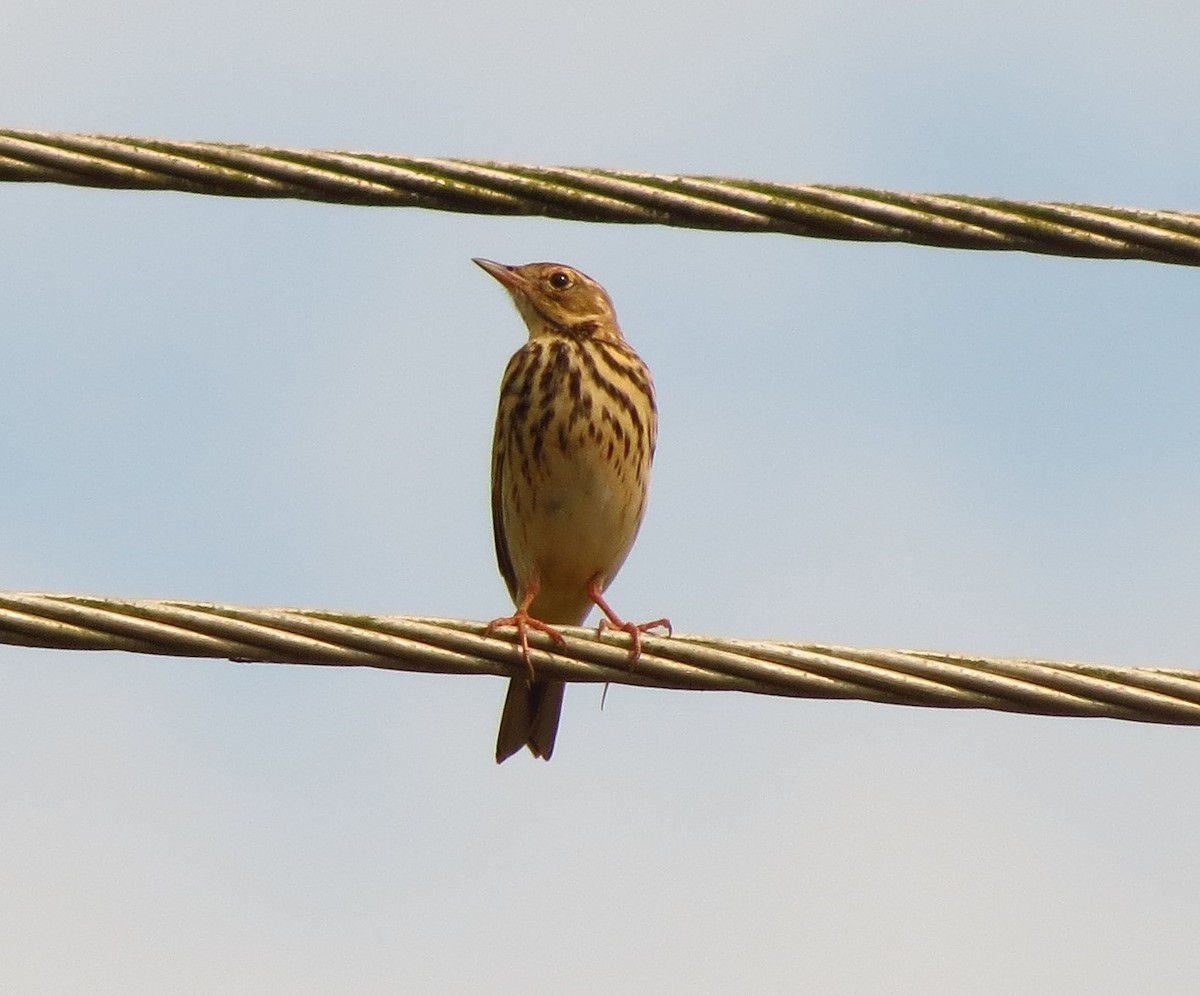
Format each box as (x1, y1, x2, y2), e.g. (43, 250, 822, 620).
(474, 258, 669, 762)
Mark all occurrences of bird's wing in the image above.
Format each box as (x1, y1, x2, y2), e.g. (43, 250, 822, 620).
(491, 410, 519, 603)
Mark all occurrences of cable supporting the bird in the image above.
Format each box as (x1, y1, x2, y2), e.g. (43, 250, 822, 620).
(2, 591, 1198, 725)
(2, 128, 1199, 266)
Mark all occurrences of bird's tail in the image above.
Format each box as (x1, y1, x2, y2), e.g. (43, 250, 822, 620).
(495, 678, 565, 763)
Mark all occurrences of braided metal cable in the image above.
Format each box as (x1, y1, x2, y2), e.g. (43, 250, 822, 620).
(2, 128, 1199, 265)
(2, 591, 1198, 725)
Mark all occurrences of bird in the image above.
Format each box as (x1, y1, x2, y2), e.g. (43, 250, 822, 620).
(474, 258, 669, 762)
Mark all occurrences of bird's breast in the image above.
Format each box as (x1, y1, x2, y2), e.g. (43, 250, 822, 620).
(495, 336, 656, 620)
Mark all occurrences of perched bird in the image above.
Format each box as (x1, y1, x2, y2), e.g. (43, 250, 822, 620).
(474, 258, 669, 763)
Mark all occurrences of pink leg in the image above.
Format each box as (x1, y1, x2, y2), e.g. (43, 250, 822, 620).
(486, 580, 566, 681)
(587, 576, 672, 666)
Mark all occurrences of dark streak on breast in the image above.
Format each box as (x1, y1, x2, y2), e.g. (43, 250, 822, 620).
(531, 402, 556, 462)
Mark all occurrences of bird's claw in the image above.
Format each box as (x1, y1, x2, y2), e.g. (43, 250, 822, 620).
(485, 611, 566, 682)
(596, 616, 672, 668)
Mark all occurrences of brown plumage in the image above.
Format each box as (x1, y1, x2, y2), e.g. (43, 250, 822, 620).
(474, 258, 669, 762)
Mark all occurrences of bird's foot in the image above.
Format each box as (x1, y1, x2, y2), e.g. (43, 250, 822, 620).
(587, 579, 672, 667)
(485, 610, 566, 682)
(597, 616, 672, 666)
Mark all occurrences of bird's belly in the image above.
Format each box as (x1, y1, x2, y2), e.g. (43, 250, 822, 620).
(507, 450, 644, 622)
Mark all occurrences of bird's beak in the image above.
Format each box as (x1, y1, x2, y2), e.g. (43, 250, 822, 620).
(472, 258, 525, 293)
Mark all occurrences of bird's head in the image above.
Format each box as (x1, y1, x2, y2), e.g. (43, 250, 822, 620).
(472, 259, 622, 341)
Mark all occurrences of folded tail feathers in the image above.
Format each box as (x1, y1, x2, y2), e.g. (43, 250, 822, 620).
(495, 678, 566, 763)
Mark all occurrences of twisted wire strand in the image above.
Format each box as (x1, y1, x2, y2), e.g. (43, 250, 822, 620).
(2, 128, 1199, 265)
(2, 591, 1198, 726)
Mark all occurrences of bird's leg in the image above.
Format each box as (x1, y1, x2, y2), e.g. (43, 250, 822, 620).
(485, 580, 566, 681)
(587, 575, 672, 667)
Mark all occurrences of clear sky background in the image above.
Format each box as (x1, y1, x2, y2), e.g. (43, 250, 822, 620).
(3, 2, 1199, 992)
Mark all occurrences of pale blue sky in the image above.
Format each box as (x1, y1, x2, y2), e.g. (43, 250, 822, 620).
(3, 1, 1199, 992)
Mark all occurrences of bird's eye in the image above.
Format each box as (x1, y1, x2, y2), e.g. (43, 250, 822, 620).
(549, 271, 572, 290)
